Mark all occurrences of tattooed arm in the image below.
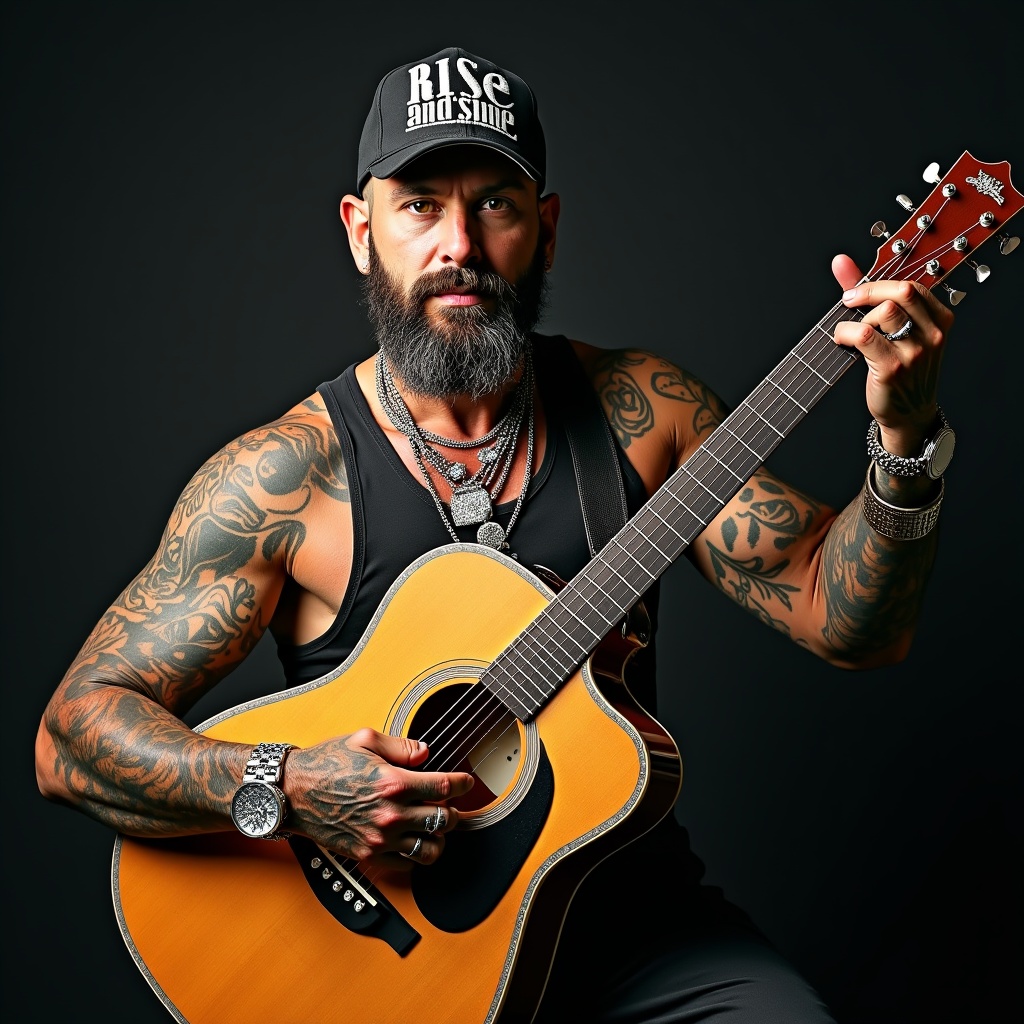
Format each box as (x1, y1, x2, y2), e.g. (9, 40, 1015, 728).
(35, 396, 472, 862)
(576, 257, 952, 669)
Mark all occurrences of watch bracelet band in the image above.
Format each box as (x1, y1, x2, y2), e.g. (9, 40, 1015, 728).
(239, 742, 294, 840)
(866, 407, 949, 478)
(861, 464, 943, 541)
(242, 741, 293, 785)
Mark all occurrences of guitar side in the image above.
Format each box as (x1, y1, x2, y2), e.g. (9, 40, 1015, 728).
(112, 544, 682, 1024)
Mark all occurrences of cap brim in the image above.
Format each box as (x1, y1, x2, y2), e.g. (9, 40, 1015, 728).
(361, 138, 542, 195)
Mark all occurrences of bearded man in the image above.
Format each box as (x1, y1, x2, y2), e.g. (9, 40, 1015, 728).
(37, 46, 956, 1023)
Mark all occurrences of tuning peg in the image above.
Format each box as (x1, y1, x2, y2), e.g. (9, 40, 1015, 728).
(967, 260, 991, 282)
(870, 220, 891, 239)
(997, 232, 1020, 255)
(942, 283, 967, 306)
(923, 162, 942, 184)
(896, 194, 916, 212)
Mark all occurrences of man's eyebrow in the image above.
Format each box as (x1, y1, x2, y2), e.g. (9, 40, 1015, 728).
(387, 178, 528, 202)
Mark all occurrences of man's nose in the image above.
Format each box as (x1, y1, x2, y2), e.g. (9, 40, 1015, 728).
(437, 209, 480, 266)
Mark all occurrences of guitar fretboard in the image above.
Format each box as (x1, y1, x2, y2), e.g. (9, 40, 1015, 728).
(482, 304, 864, 720)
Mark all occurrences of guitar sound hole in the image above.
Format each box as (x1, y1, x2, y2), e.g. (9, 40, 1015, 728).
(409, 682, 523, 814)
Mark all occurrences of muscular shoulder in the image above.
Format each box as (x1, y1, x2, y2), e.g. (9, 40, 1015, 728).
(567, 340, 730, 493)
(174, 393, 349, 568)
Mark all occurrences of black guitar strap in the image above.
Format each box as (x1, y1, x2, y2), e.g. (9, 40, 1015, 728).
(543, 336, 629, 556)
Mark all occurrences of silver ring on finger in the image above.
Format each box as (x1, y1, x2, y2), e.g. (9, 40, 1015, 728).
(884, 319, 913, 341)
(434, 807, 446, 832)
(425, 812, 438, 833)
(401, 836, 423, 860)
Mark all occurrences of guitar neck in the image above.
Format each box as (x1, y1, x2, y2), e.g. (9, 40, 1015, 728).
(483, 149, 1022, 721)
(484, 306, 863, 720)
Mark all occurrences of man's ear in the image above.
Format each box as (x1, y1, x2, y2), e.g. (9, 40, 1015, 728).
(340, 193, 370, 273)
(539, 192, 560, 272)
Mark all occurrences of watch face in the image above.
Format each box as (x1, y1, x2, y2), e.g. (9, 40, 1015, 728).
(231, 782, 284, 838)
(927, 428, 956, 479)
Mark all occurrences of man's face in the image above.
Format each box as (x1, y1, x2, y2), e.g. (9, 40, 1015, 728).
(360, 148, 557, 400)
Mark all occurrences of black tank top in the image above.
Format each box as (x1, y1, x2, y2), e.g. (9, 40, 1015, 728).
(275, 334, 660, 711)
(275, 335, 711, 891)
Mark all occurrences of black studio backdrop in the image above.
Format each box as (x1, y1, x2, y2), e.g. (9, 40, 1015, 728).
(5, 3, 1021, 1022)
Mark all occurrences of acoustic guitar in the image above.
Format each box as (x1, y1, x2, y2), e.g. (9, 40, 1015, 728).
(112, 151, 1021, 1023)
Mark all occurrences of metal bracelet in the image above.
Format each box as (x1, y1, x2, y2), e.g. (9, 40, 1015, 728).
(866, 407, 949, 478)
(243, 742, 293, 784)
(861, 465, 943, 541)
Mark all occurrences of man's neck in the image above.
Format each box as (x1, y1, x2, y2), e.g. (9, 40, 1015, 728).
(391, 375, 525, 441)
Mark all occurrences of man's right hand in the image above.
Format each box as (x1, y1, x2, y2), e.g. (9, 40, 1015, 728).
(285, 728, 474, 867)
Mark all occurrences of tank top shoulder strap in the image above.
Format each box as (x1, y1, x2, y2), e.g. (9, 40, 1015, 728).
(315, 368, 366, 640)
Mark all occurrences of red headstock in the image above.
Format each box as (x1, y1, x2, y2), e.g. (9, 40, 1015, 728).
(866, 151, 1022, 301)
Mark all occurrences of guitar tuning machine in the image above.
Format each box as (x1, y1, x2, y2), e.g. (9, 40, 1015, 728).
(997, 232, 1020, 255)
(967, 260, 991, 283)
(941, 283, 967, 306)
(896, 194, 917, 212)
(870, 220, 891, 239)
(923, 162, 942, 184)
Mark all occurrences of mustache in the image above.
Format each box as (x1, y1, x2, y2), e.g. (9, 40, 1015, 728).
(407, 266, 516, 306)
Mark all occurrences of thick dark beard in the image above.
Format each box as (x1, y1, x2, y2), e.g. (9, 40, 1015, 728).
(363, 239, 548, 401)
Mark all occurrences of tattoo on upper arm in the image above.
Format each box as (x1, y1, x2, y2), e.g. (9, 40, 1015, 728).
(703, 474, 820, 641)
(593, 350, 654, 447)
(64, 411, 349, 710)
(651, 366, 728, 436)
(706, 547, 800, 635)
(723, 479, 817, 552)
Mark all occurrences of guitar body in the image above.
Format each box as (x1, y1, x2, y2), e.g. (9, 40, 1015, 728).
(112, 544, 683, 1024)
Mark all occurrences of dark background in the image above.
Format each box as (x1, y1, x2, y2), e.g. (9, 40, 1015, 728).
(4, 2, 1021, 1021)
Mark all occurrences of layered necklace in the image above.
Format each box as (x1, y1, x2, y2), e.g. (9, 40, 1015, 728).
(374, 348, 535, 551)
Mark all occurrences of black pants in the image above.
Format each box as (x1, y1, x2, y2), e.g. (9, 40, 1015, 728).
(535, 821, 837, 1023)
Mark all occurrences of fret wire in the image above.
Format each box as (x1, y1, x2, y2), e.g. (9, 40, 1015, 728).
(635, 508, 684, 555)
(486, 657, 555, 717)
(584, 550, 643, 600)
(646, 500, 689, 542)
(542, 596, 605, 643)
(526, 615, 590, 666)
(484, 653, 543, 706)
(500, 630, 568, 693)
(573, 574, 630, 622)
(765, 374, 810, 414)
(791, 348, 831, 385)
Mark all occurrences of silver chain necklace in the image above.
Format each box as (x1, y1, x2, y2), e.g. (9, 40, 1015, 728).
(375, 350, 535, 550)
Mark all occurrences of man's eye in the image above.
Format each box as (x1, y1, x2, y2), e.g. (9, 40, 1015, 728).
(408, 200, 435, 214)
(481, 197, 510, 211)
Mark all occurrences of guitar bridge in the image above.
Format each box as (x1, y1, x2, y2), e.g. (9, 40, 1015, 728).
(289, 836, 420, 955)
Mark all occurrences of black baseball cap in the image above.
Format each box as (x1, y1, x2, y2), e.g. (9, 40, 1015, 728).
(356, 47, 546, 196)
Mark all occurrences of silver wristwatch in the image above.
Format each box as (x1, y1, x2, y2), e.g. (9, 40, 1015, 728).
(229, 742, 293, 840)
(866, 407, 956, 480)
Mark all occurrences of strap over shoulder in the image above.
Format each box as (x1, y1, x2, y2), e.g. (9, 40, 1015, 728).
(534, 336, 628, 557)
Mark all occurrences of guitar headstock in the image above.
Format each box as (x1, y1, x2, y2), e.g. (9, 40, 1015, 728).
(866, 151, 1021, 304)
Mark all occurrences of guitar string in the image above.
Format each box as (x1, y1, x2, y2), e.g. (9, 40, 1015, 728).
(357, 243, 964, 896)
(346, 211, 992, 903)
(403, 211, 970, 778)
(400, 202, 971, 779)
(346, 197, 980, 893)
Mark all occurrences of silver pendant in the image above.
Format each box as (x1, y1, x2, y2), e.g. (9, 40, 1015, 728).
(477, 521, 506, 549)
(450, 483, 492, 526)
